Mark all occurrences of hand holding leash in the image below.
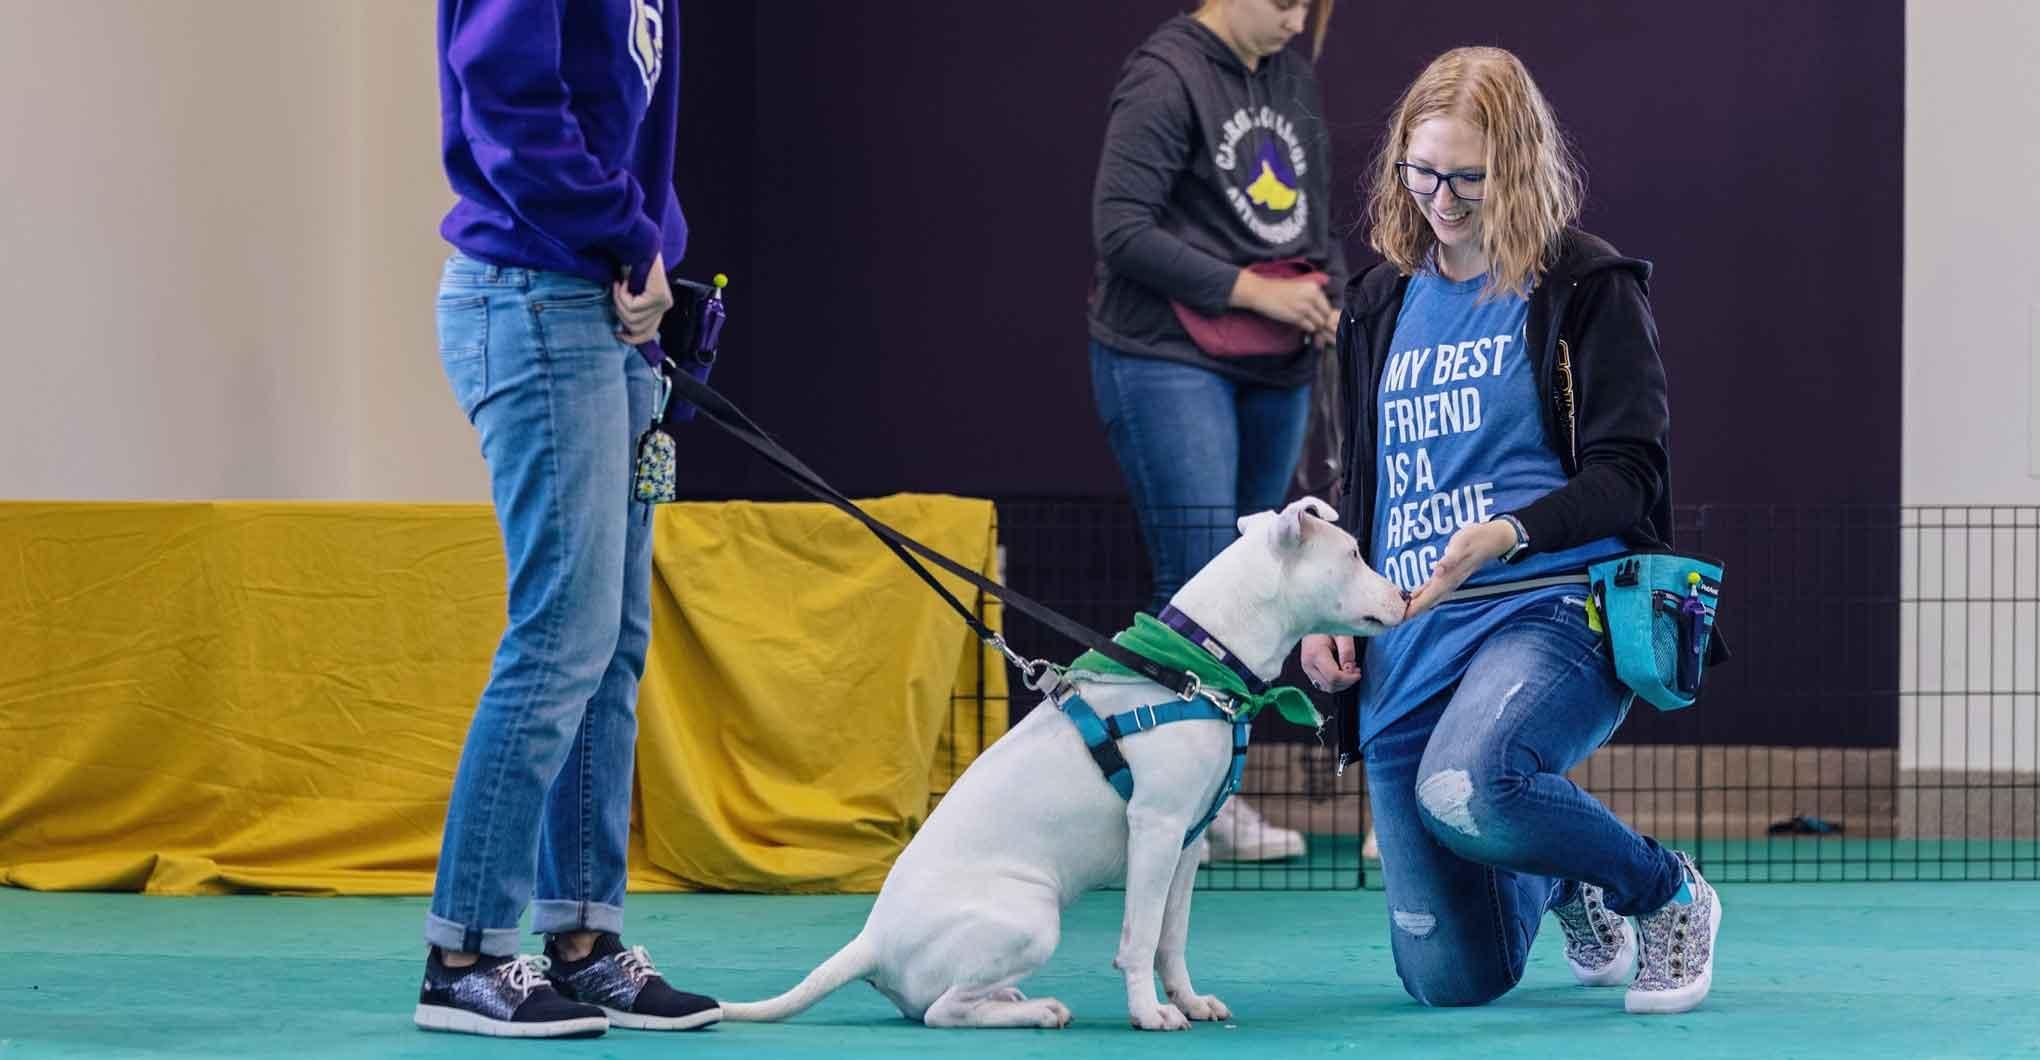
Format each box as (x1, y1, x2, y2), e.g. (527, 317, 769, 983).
(614, 254, 674, 343)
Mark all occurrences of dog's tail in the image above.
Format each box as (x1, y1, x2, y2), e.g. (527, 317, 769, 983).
(719, 932, 879, 1022)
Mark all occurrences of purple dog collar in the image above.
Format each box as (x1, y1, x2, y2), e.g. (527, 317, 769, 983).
(1156, 606, 1269, 697)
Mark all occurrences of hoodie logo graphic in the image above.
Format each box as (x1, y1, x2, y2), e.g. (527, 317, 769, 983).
(1215, 105, 1309, 245)
(1246, 139, 1299, 211)
(629, 0, 664, 99)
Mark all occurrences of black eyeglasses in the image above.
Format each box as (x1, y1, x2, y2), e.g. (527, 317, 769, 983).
(1396, 162, 1485, 202)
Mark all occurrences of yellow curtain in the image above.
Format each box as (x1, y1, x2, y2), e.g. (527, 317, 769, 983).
(0, 496, 1006, 895)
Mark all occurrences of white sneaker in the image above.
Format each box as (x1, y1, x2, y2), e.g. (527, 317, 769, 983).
(1200, 797, 1306, 863)
(1625, 852, 1721, 1015)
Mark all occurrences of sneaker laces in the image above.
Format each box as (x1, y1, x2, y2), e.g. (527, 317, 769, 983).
(618, 945, 657, 985)
(499, 955, 552, 994)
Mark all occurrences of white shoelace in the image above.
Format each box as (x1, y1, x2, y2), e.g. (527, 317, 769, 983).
(501, 955, 552, 993)
(618, 945, 658, 984)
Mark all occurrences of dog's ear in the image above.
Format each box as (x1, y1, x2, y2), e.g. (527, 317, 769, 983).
(1270, 500, 1316, 550)
(1289, 496, 1338, 525)
(1272, 508, 1307, 550)
(1247, 498, 1339, 551)
(1278, 496, 1339, 547)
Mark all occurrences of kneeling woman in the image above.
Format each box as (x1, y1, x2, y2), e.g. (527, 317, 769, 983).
(1301, 46, 1720, 1015)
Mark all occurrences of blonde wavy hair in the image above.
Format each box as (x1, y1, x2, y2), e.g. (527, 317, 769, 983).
(1366, 47, 1583, 299)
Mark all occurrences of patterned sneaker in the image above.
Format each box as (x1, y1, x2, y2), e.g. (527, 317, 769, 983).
(545, 933, 721, 1031)
(1625, 852, 1722, 1014)
(1549, 882, 1638, 986)
(414, 950, 606, 1038)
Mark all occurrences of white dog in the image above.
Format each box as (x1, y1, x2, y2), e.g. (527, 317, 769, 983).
(721, 498, 1405, 1030)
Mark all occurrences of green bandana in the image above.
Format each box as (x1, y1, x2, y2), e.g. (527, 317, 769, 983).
(1067, 613, 1325, 729)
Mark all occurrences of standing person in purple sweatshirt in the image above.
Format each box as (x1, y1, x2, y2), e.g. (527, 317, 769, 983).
(412, 0, 719, 1040)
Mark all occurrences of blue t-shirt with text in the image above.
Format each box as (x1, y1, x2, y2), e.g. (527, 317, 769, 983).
(1357, 270, 1625, 743)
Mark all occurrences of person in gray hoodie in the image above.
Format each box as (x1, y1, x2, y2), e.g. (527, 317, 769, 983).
(1087, 0, 1346, 864)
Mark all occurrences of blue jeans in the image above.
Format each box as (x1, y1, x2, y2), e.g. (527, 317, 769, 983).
(425, 253, 658, 956)
(1089, 341, 1312, 613)
(1364, 595, 1683, 1006)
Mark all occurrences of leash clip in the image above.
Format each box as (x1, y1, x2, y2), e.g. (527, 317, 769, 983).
(990, 635, 1061, 693)
(1175, 670, 1238, 718)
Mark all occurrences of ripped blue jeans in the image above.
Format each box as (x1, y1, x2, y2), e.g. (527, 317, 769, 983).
(1362, 595, 1684, 1006)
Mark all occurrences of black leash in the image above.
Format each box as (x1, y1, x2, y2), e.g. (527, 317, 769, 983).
(663, 369, 1210, 701)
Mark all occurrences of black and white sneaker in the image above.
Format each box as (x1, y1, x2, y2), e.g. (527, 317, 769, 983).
(1549, 881, 1638, 986)
(414, 950, 607, 1038)
(545, 933, 721, 1031)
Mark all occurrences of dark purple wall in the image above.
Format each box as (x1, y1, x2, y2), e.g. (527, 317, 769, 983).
(677, 1, 1902, 507)
(675, 3, 1904, 748)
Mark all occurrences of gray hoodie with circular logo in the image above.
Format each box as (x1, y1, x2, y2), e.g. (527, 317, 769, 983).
(1088, 15, 1348, 388)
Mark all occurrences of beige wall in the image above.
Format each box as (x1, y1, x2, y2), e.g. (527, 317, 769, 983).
(1902, 0, 2040, 772)
(0, 0, 485, 501)
(1904, 0, 2040, 505)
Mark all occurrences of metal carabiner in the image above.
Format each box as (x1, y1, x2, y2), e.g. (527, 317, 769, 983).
(990, 635, 1061, 693)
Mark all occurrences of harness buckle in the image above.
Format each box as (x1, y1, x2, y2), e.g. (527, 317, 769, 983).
(1133, 703, 1160, 732)
(1176, 670, 1203, 702)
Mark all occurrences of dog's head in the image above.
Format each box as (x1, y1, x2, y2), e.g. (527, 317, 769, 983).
(1233, 497, 1406, 637)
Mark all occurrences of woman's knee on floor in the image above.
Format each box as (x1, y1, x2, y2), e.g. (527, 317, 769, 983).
(1391, 924, 1524, 1007)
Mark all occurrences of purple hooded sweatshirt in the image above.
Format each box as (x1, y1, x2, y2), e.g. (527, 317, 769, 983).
(437, 0, 687, 285)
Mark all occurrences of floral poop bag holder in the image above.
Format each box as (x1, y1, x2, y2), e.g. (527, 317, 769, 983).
(627, 266, 728, 506)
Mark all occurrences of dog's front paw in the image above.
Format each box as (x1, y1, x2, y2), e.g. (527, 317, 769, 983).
(1130, 1004, 1190, 1031)
(1170, 992, 1231, 1022)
